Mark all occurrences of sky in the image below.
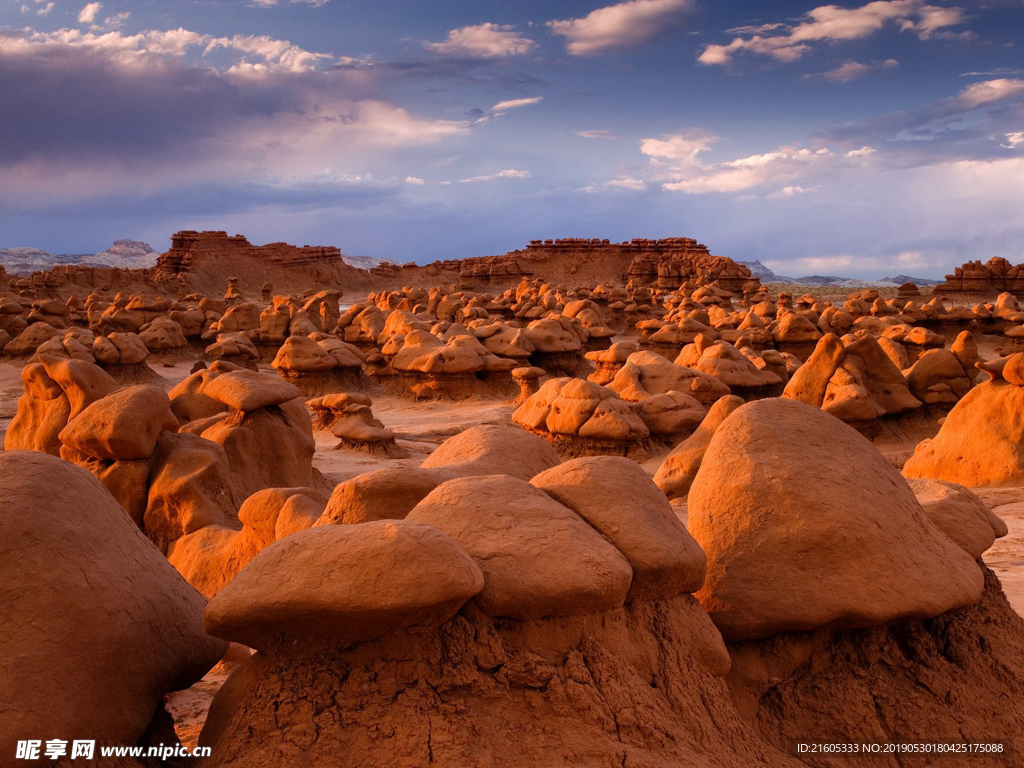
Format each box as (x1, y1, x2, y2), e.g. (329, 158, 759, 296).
(0, 0, 1022, 278)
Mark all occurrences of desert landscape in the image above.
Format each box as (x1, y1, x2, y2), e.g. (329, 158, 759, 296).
(0, 230, 1022, 767)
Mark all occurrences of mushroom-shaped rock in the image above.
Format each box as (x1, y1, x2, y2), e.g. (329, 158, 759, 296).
(783, 334, 921, 424)
(306, 392, 373, 429)
(906, 348, 973, 405)
(330, 403, 403, 456)
(407, 475, 632, 619)
(908, 478, 1008, 559)
(688, 398, 983, 641)
(420, 423, 560, 481)
(903, 366, 1024, 487)
(204, 369, 302, 412)
(684, 340, 781, 395)
(271, 334, 336, 372)
(139, 316, 189, 351)
(204, 521, 483, 651)
(58, 384, 175, 461)
(3, 321, 58, 355)
(607, 350, 730, 409)
(513, 377, 651, 457)
(635, 390, 706, 437)
(532, 457, 706, 601)
(3, 357, 118, 455)
(0, 451, 226, 758)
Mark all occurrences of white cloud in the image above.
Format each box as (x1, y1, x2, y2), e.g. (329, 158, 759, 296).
(767, 185, 818, 198)
(581, 176, 647, 192)
(846, 146, 877, 157)
(36, 2, 55, 16)
(405, 176, 425, 185)
(957, 78, 1024, 109)
(78, 2, 101, 24)
(548, 0, 694, 56)
(5, 26, 337, 73)
(639, 129, 717, 164)
(646, 136, 834, 194)
(459, 169, 531, 183)
(1004, 132, 1024, 149)
(699, 0, 968, 66)
(577, 130, 618, 139)
(424, 23, 536, 58)
(491, 96, 542, 111)
(811, 58, 899, 83)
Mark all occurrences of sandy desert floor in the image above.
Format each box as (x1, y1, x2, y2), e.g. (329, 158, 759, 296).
(2, 349, 1021, 748)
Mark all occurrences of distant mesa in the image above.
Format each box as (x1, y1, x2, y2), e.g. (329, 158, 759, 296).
(934, 257, 1024, 297)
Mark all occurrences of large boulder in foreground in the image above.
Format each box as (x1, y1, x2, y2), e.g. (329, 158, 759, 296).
(0, 451, 225, 758)
(688, 398, 984, 641)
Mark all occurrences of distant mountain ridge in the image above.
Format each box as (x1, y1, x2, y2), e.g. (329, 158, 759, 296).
(341, 254, 400, 270)
(0, 241, 399, 276)
(0, 239, 158, 274)
(738, 260, 941, 288)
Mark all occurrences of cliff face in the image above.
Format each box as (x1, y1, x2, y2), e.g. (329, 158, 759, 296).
(4, 233, 753, 299)
(154, 231, 378, 296)
(384, 237, 754, 292)
(935, 257, 1024, 297)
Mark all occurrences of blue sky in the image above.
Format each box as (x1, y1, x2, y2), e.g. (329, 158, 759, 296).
(0, 0, 1022, 277)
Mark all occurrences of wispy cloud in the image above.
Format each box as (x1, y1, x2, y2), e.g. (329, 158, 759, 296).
(577, 129, 618, 139)
(424, 23, 536, 58)
(808, 58, 899, 83)
(251, 0, 331, 7)
(548, 0, 695, 55)
(491, 96, 542, 111)
(699, 0, 970, 66)
(580, 176, 647, 192)
(459, 169, 531, 183)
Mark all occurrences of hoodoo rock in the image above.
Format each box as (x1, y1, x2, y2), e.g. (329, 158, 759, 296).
(204, 521, 484, 650)
(654, 394, 745, 498)
(782, 333, 921, 426)
(531, 457, 707, 600)
(908, 478, 1008, 558)
(0, 452, 225, 759)
(512, 377, 652, 458)
(904, 356, 1024, 486)
(419, 423, 561, 481)
(688, 398, 983, 641)
(407, 474, 633, 619)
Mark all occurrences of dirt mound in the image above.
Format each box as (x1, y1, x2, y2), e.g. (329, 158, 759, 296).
(729, 569, 1024, 767)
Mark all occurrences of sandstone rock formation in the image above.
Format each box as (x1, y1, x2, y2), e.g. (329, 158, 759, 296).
(904, 353, 1024, 486)
(688, 398, 983, 641)
(0, 451, 225, 760)
(512, 377, 652, 458)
